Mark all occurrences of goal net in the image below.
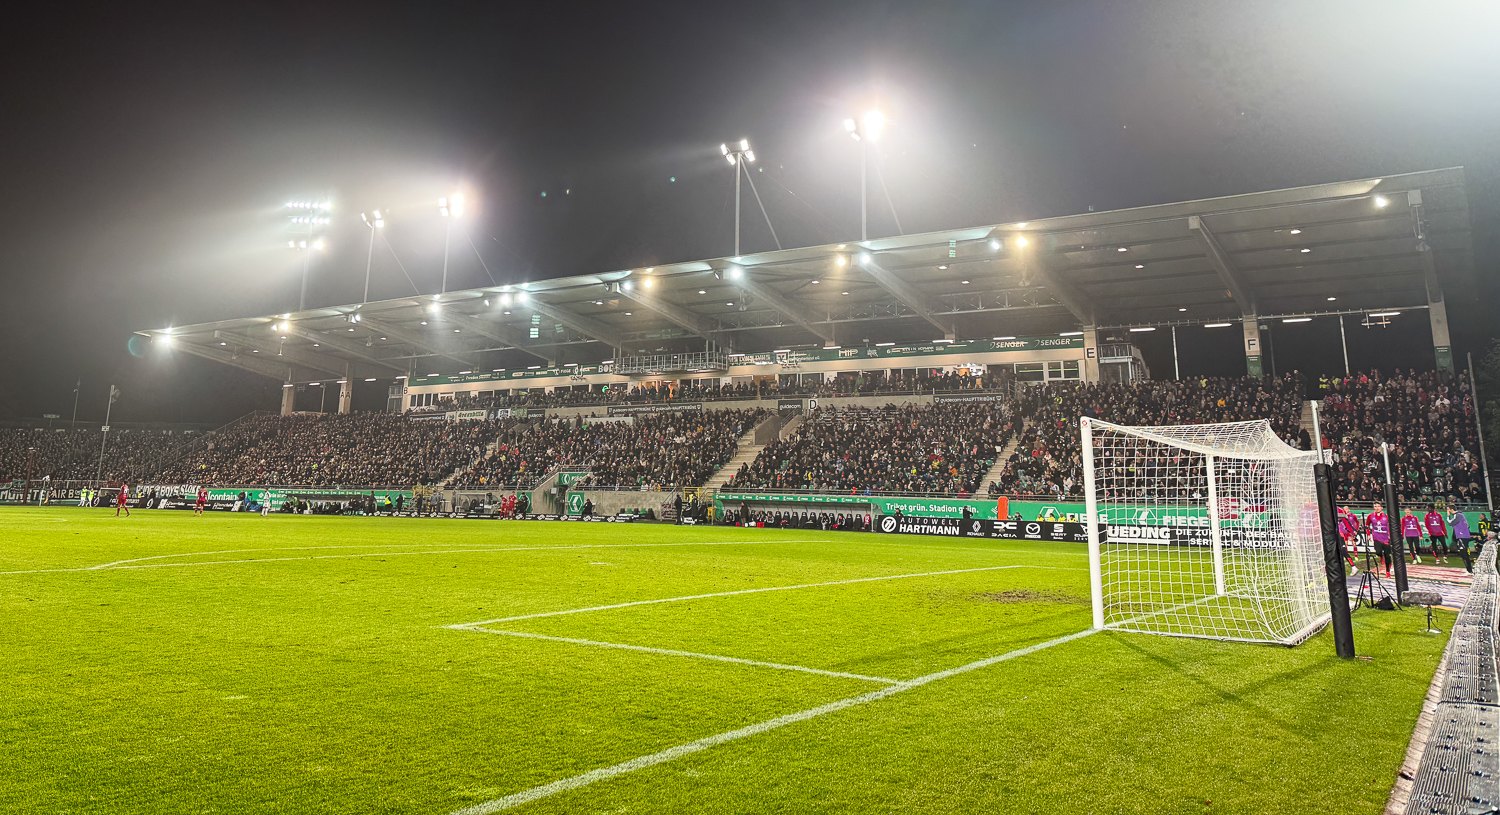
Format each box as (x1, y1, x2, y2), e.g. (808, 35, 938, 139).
(1081, 417, 1328, 645)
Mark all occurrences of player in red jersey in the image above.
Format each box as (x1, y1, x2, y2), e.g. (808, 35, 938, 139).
(115, 483, 131, 517)
(194, 485, 209, 516)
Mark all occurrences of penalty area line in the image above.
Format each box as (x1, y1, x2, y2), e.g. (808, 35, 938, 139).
(449, 627, 1096, 815)
(463, 627, 901, 684)
(452, 565, 1038, 627)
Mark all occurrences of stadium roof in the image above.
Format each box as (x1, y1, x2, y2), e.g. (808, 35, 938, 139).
(141, 167, 1475, 382)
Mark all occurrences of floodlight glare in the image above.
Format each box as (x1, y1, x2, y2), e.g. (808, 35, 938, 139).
(1016, 236, 1029, 248)
(500, 293, 512, 306)
(515, 291, 529, 303)
(1374, 195, 1390, 208)
(843, 118, 856, 132)
(862, 111, 885, 142)
(739, 139, 748, 151)
(727, 267, 742, 280)
(450, 193, 465, 217)
(312, 239, 324, 250)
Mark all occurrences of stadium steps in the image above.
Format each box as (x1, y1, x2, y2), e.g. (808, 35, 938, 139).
(779, 414, 804, 439)
(1300, 400, 1317, 435)
(699, 428, 766, 494)
(978, 419, 1028, 491)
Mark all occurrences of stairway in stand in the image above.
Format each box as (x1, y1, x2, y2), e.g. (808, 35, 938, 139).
(700, 427, 766, 494)
(979, 419, 1028, 491)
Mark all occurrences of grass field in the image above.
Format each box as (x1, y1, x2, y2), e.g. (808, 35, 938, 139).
(0, 507, 1449, 814)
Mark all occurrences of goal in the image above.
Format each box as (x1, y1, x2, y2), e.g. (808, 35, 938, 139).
(1080, 417, 1328, 645)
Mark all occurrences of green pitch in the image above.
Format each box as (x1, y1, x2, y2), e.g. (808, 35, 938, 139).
(0, 507, 1447, 814)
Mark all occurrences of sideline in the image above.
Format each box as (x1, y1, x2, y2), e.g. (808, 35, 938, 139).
(0, 539, 807, 576)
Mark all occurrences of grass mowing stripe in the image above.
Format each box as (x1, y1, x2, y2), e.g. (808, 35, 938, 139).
(452, 565, 1054, 627)
(0, 539, 807, 576)
(450, 628, 1097, 815)
(465, 628, 902, 684)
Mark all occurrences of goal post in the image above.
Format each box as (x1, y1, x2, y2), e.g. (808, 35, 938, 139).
(1081, 416, 1328, 645)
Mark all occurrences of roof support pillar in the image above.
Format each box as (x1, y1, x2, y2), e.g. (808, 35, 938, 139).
(1411, 190, 1454, 373)
(281, 382, 296, 416)
(1242, 316, 1264, 378)
(1083, 327, 1100, 383)
(338, 363, 353, 414)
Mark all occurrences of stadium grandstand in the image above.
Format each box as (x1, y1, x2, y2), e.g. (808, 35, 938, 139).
(1, 168, 1484, 519)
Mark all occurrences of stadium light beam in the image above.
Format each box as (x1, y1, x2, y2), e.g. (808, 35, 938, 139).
(439, 191, 466, 294)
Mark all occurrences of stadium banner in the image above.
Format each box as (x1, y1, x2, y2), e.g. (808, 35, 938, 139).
(932, 392, 1008, 403)
(715, 492, 1082, 522)
(606, 403, 704, 416)
(777, 398, 804, 414)
(566, 491, 585, 514)
(873, 515, 1087, 542)
(554, 471, 590, 487)
(446, 409, 489, 422)
(126, 487, 416, 512)
(581, 416, 634, 425)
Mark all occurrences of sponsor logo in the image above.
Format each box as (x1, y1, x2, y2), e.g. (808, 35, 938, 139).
(880, 515, 898, 533)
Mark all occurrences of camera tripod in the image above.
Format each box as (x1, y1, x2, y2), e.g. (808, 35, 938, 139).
(1352, 535, 1396, 610)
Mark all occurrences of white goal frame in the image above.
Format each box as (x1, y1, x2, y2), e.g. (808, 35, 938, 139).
(1081, 416, 1328, 646)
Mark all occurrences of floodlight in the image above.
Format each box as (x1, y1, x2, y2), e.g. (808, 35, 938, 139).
(1129, 326, 1156, 332)
(1203, 322, 1232, 328)
(1060, 331, 1084, 336)
(1374, 195, 1390, 208)
(642, 278, 653, 288)
(862, 111, 885, 142)
(858, 252, 871, 263)
(991, 238, 1003, 250)
(1283, 317, 1312, 323)
(836, 255, 847, 266)
(1369, 311, 1401, 317)
(720, 143, 729, 155)
(312, 239, 324, 250)
(727, 266, 742, 280)
(1015, 236, 1028, 248)
(500, 293, 512, 306)
(515, 291, 529, 303)
(739, 139, 748, 151)
(744, 151, 754, 163)
(364, 378, 377, 382)
(451, 193, 465, 217)
(843, 119, 856, 132)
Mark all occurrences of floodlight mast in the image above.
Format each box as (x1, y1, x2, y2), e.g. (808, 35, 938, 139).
(845, 112, 884, 242)
(285, 199, 331, 310)
(359, 210, 385, 304)
(721, 141, 755, 256)
(438, 193, 464, 294)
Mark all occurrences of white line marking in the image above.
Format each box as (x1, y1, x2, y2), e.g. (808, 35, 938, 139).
(0, 539, 806, 576)
(454, 565, 1042, 628)
(464, 628, 900, 684)
(449, 628, 1096, 814)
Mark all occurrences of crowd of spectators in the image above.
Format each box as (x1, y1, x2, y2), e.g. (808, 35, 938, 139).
(449, 408, 766, 490)
(154, 413, 515, 487)
(992, 374, 1307, 499)
(1317, 368, 1484, 505)
(725, 401, 1017, 495)
(0, 427, 195, 483)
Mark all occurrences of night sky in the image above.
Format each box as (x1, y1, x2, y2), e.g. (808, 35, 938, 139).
(3, 1, 1497, 425)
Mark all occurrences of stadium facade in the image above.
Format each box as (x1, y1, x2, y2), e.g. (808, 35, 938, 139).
(138, 168, 1476, 415)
